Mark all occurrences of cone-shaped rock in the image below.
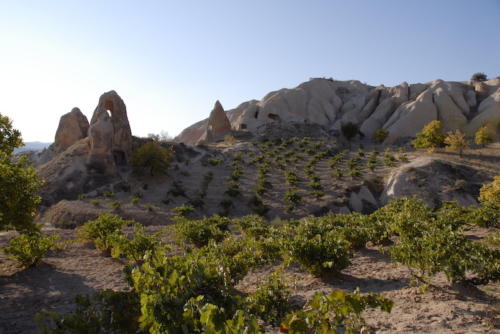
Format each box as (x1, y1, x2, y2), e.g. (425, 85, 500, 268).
(54, 107, 89, 152)
(197, 100, 232, 144)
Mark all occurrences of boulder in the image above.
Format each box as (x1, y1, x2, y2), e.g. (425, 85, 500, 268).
(54, 108, 89, 152)
(380, 157, 488, 208)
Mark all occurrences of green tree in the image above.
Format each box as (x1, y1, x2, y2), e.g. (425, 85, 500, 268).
(0, 113, 42, 231)
(474, 126, 494, 147)
(471, 72, 488, 82)
(444, 129, 468, 157)
(340, 122, 359, 141)
(373, 128, 389, 143)
(412, 120, 445, 152)
(130, 140, 174, 176)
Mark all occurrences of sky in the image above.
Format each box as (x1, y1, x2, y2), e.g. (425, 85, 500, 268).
(0, 0, 499, 142)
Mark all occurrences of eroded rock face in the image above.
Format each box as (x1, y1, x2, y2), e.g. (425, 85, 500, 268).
(176, 77, 500, 145)
(54, 108, 89, 152)
(197, 101, 232, 144)
(37, 90, 133, 205)
(87, 110, 116, 174)
(380, 157, 488, 208)
(90, 90, 133, 166)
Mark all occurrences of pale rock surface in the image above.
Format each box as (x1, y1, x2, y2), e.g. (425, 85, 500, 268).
(464, 87, 500, 139)
(176, 77, 500, 145)
(90, 90, 132, 165)
(197, 101, 232, 144)
(380, 157, 487, 208)
(87, 110, 116, 174)
(54, 108, 89, 152)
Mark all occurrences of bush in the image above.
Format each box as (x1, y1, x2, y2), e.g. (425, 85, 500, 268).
(281, 289, 393, 333)
(471, 72, 487, 82)
(173, 204, 195, 217)
(412, 120, 445, 152)
(76, 214, 131, 253)
(479, 176, 500, 205)
(109, 224, 162, 262)
(3, 231, 59, 268)
(373, 128, 389, 143)
(110, 201, 121, 210)
(245, 272, 294, 326)
(284, 222, 352, 275)
(475, 126, 494, 147)
(174, 215, 229, 247)
(130, 140, 174, 176)
(36, 290, 141, 334)
(284, 188, 302, 212)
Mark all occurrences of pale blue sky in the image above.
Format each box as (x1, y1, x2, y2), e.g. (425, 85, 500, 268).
(0, 0, 499, 141)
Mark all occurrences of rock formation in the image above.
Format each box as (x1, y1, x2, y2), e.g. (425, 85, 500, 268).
(176, 77, 500, 145)
(380, 157, 488, 208)
(89, 90, 133, 166)
(54, 108, 89, 152)
(37, 91, 133, 205)
(196, 101, 232, 144)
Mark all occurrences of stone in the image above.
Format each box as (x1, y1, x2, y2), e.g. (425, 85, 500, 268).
(90, 90, 132, 166)
(197, 100, 232, 144)
(87, 109, 116, 174)
(54, 108, 89, 152)
(464, 87, 500, 139)
(380, 157, 488, 208)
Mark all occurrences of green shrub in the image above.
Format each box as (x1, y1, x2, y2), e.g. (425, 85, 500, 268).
(76, 214, 131, 253)
(109, 225, 162, 262)
(245, 272, 294, 326)
(412, 120, 445, 152)
(131, 196, 140, 205)
(36, 290, 141, 334)
(3, 231, 59, 268)
(174, 215, 229, 247)
(373, 128, 389, 143)
(284, 188, 302, 212)
(90, 199, 101, 207)
(173, 204, 195, 217)
(281, 289, 393, 333)
(207, 157, 223, 166)
(332, 168, 343, 180)
(131, 141, 174, 176)
(284, 222, 352, 275)
(103, 191, 115, 199)
(110, 201, 121, 210)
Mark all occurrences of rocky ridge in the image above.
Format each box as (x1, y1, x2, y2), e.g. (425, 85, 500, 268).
(176, 77, 500, 145)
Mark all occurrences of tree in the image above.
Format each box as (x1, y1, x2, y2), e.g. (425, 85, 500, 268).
(444, 129, 468, 157)
(341, 122, 359, 141)
(412, 120, 445, 152)
(0, 113, 42, 231)
(471, 72, 488, 82)
(479, 176, 500, 205)
(475, 126, 494, 147)
(373, 128, 389, 143)
(130, 140, 174, 176)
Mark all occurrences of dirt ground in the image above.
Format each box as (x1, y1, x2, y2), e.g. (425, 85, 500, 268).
(1, 225, 498, 334)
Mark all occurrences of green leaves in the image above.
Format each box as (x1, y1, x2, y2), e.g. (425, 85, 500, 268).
(282, 289, 393, 334)
(3, 231, 59, 268)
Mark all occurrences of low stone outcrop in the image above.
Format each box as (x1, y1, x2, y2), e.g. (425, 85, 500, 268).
(380, 157, 488, 208)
